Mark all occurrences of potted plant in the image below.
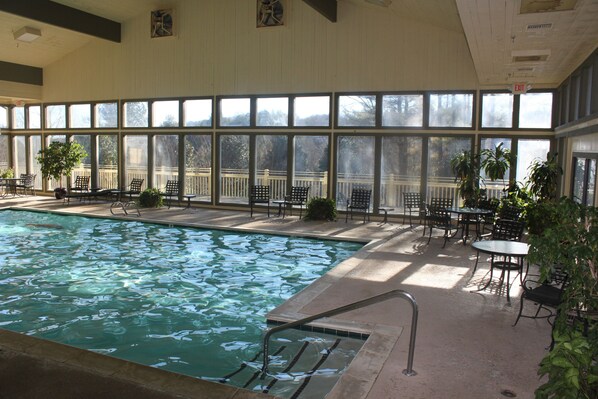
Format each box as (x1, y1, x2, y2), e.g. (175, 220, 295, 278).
(450, 150, 481, 207)
(304, 197, 337, 221)
(527, 198, 598, 399)
(138, 188, 164, 208)
(527, 152, 563, 202)
(35, 141, 88, 199)
(480, 143, 514, 182)
(0, 167, 14, 178)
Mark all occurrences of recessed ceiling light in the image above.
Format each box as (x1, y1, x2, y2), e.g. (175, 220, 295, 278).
(13, 26, 41, 43)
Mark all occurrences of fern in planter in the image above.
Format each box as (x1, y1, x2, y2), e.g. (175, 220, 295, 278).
(138, 188, 164, 208)
(304, 197, 337, 221)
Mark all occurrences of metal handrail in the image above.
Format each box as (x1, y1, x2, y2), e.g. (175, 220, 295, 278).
(261, 289, 418, 377)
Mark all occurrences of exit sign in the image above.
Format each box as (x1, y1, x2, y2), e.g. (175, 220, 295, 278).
(512, 83, 528, 94)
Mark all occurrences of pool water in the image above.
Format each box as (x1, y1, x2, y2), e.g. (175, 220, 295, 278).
(0, 210, 363, 383)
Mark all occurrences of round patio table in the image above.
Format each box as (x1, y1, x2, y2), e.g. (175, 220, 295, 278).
(448, 207, 493, 244)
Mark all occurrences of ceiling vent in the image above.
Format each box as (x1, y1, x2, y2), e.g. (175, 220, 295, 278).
(511, 49, 551, 63)
(526, 23, 553, 31)
(517, 66, 535, 71)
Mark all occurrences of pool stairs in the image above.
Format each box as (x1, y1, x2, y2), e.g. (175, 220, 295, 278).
(218, 332, 365, 399)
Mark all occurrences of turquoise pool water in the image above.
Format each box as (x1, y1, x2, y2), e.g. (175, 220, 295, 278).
(0, 210, 362, 382)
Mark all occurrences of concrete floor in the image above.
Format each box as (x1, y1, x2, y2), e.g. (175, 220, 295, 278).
(0, 196, 551, 399)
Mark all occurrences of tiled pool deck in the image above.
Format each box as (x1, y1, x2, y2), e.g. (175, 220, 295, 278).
(0, 196, 550, 399)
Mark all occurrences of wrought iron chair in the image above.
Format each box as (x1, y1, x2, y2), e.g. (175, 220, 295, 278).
(121, 178, 144, 201)
(283, 186, 310, 218)
(19, 174, 36, 196)
(249, 185, 270, 217)
(477, 198, 500, 237)
(403, 192, 424, 227)
(497, 204, 522, 221)
(161, 179, 179, 209)
(422, 197, 453, 237)
(513, 269, 568, 327)
(425, 204, 455, 248)
(68, 175, 90, 201)
(346, 188, 372, 223)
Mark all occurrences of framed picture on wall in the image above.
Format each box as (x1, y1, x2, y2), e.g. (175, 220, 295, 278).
(257, 0, 284, 28)
(151, 9, 174, 38)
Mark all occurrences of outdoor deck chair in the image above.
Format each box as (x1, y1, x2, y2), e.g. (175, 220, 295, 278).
(121, 178, 144, 201)
(346, 188, 372, 223)
(249, 185, 270, 217)
(283, 186, 310, 218)
(403, 192, 424, 227)
(161, 180, 180, 209)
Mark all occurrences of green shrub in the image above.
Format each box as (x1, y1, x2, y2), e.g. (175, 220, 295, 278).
(138, 188, 163, 208)
(0, 167, 14, 178)
(304, 197, 336, 221)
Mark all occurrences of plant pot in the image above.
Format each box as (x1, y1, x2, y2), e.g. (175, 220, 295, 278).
(54, 188, 67, 199)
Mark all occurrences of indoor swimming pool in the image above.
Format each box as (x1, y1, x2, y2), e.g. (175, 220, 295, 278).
(0, 209, 364, 396)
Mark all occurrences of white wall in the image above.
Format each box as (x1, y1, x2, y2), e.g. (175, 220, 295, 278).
(41, 0, 478, 102)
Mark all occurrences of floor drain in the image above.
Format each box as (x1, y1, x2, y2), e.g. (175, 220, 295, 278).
(500, 389, 517, 397)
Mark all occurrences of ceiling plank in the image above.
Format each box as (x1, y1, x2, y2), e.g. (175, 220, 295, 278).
(0, 61, 42, 85)
(0, 0, 121, 43)
(302, 0, 337, 22)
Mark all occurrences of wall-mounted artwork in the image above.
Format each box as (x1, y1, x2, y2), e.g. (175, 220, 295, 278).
(151, 9, 174, 38)
(257, 0, 284, 28)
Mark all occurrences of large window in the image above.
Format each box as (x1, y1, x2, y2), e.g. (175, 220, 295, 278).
(427, 137, 471, 203)
(0, 106, 7, 129)
(294, 96, 330, 127)
(256, 135, 287, 199)
(219, 98, 250, 127)
(124, 101, 149, 128)
(0, 135, 8, 170)
(480, 138, 512, 198)
(153, 101, 179, 127)
(70, 104, 91, 128)
(46, 105, 66, 129)
(31, 136, 42, 189)
(381, 137, 422, 211)
(185, 135, 211, 201)
(29, 106, 41, 129)
(481, 93, 513, 128)
(154, 135, 179, 189)
(256, 97, 288, 127)
(219, 134, 249, 203)
(12, 107, 25, 129)
(572, 155, 597, 206)
(72, 135, 92, 181)
(519, 92, 553, 129)
(124, 135, 148, 187)
(46, 135, 66, 189)
(516, 139, 551, 184)
(98, 135, 119, 189)
(294, 135, 329, 198)
(429, 93, 473, 128)
(95, 102, 118, 128)
(12, 136, 26, 176)
(336, 136, 375, 206)
(382, 94, 423, 127)
(183, 99, 212, 127)
(337, 95, 376, 127)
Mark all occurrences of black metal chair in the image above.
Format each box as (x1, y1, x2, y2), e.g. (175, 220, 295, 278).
(283, 186, 310, 218)
(249, 185, 270, 217)
(425, 204, 454, 248)
(346, 188, 372, 223)
(477, 198, 500, 237)
(121, 178, 144, 201)
(497, 204, 521, 221)
(513, 269, 568, 327)
(473, 218, 525, 274)
(423, 197, 453, 236)
(161, 180, 179, 209)
(68, 175, 90, 201)
(19, 174, 36, 196)
(403, 192, 424, 227)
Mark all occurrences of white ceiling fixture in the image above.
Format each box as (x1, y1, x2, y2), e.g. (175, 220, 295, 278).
(365, 0, 392, 7)
(13, 26, 41, 43)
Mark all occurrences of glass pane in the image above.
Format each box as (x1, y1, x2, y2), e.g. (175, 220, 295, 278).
(587, 159, 596, 206)
(219, 135, 249, 203)
(153, 100, 179, 127)
(382, 95, 423, 127)
(98, 135, 119, 189)
(480, 138, 512, 198)
(481, 93, 513, 128)
(124, 136, 148, 186)
(12, 107, 25, 129)
(519, 92, 553, 128)
(47, 135, 66, 189)
(294, 135, 329, 198)
(46, 105, 66, 129)
(29, 106, 41, 129)
(70, 104, 91, 128)
(381, 137, 422, 212)
(337, 95, 376, 127)
(185, 135, 211, 201)
(124, 101, 149, 127)
(257, 135, 287, 199)
(0, 106, 7, 129)
(72, 135, 92, 183)
(515, 139, 550, 184)
(219, 98, 250, 127)
(0, 135, 8, 170)
(31, 136, 42, 189)
(572, 158, 585, 203)
(336, 136, 375, 206)
(154, 135, 179, 189)
(256, 97, 289, 126)
(429, 93, 473, 127)
(13, 136, 26, 176)
(427, 137, 471, 204)
(184, 99, 212, 127)
(294, 96, 330, 127)
(95, 102, 118, 128)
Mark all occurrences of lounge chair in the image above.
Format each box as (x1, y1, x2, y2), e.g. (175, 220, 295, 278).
(69, 175, 90, 200)
(121, 178, 144, 201)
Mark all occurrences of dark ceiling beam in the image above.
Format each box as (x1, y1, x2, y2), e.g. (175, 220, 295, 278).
(0, 0, 121, 43)
(0, 61, 43, 86)
(302, 0, 337, 22)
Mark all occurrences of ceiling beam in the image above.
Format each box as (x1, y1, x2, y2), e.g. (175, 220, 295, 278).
(0, 61, 42, 86)
(302, 0, 337, 22)
(0, 0, 121, 43)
